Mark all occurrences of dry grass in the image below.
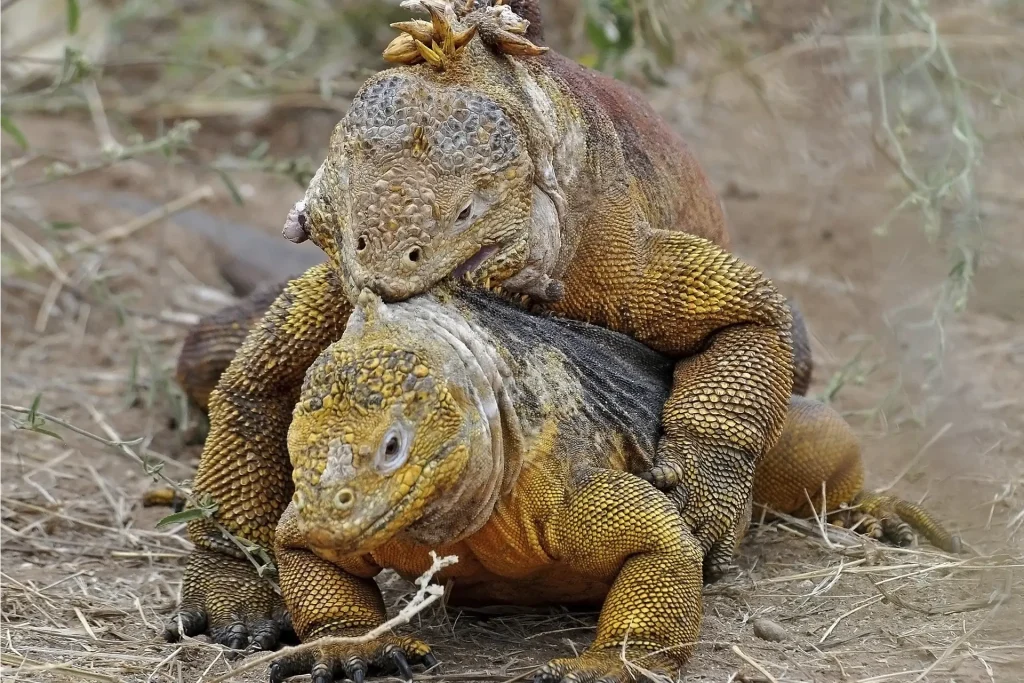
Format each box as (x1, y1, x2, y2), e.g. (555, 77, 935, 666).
(3, 0, 1024, 682)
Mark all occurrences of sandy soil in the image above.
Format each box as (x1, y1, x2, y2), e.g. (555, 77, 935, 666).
(2, 1, 1022, 681)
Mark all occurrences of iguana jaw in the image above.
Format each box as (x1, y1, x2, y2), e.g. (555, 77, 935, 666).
(289, 291, 524, 555)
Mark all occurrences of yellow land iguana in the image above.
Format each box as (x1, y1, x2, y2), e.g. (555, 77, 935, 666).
(256, 283, 960, 683)
(168, 0, 805, 649)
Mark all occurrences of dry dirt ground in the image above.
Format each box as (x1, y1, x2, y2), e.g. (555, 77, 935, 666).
(2, 2, 1023, 682)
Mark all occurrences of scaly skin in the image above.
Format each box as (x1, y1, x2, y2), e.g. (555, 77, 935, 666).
(170, 278, 959, 681)
(290, 0, 788, 582)
(175, 276, 958, 561)
(169, 0, 789, 646)
(260, 284, 958, 683)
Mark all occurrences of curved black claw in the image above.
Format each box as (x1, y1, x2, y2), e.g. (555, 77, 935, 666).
(423, 652, 440, 670)
(389, 648, 414, 682)
(248, 618, 284, 651)
(164, 608, 207, 642)
(213, 622, 251, 651)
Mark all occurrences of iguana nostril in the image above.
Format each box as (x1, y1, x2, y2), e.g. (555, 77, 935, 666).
(407, 247, 422, 263)
(333, 488, 355, 510)
(356, 235, 367, 252)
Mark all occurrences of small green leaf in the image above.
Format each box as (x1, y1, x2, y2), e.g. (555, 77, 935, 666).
(156, 508, 209, 527)
(66, 0, 80, 35)
(29, 427, 65, 441)
(215, 168, 245, 206)
(1, 114, 29, 149)
(48, 221, 79, 231)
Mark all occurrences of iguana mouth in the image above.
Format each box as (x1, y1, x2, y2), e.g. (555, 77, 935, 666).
(452, 244, 499, 279)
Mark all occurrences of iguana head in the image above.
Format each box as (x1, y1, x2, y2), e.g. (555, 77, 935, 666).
(287, 289, 522, 554)
(288, 1, 563, 302)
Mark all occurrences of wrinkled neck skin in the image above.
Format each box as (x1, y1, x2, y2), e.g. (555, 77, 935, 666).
(349, 292, 525, 547)
(499, 54, 589, 298)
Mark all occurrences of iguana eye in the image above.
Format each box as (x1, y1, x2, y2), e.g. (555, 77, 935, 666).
(457, 203, 472, 221)
(375, 425, 411, 474)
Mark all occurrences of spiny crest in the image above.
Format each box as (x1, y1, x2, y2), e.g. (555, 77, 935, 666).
(343, 289, 390, 344)
(383, 0, 547, 70)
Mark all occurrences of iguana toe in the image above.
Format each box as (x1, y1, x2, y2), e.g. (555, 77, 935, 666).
(639, 462, 684, 490)
(535, 649, 677, 683)
(164, 606, 207, 641)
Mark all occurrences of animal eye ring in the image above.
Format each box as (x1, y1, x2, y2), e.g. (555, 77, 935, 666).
(375, 424, 411, 475)
(456, 201, 472, 222)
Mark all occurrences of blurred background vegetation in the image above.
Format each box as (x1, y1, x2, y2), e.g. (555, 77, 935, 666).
(2, 0, 1021, 415)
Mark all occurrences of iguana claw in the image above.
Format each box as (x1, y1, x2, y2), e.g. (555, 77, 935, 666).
(535, 649, 680, 683)
(164, 548, 289, 650)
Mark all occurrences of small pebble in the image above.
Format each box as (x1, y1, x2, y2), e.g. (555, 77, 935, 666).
(752, 618, 789, 642)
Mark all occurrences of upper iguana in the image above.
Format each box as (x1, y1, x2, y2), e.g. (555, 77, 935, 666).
(169, 0, 800, 649)
(256, 283, 960, 683)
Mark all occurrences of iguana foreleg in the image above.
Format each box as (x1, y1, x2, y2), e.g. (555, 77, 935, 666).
(269, 506, 436, 683)
(556, 226, 794, 583)
(536, 467, 703, 682)
(166, 263, 350, 649)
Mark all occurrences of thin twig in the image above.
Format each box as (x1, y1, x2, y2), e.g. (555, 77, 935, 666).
(65, 185, 215, 255)
(731, 645, 779, 683)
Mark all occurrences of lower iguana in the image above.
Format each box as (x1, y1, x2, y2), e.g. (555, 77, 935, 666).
(251, 283, 959, 683)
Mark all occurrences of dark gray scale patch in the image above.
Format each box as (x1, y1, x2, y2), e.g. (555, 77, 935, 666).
(343, 75, 520, 174)
(453, 288, 673, 462)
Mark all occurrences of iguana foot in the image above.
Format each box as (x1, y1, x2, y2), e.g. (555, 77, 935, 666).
(833, 492, 962, 553)
(268, 634, 437, 683)
(165, 548, 288, 650)
(534, 649, 678, 683)
(647, 436, 752, 584)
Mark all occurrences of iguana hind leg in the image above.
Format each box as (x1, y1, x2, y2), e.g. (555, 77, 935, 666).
(176, 280, 290, 411)
(751, 395, 961, 553)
